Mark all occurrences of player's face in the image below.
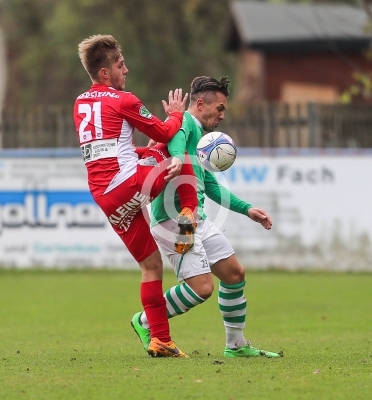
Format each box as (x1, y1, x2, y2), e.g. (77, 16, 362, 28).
(199, 92, 227, 132)
(107, 55, 128, 91)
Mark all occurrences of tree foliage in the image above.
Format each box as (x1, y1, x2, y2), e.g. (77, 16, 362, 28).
(1, 0, 235, 107)
(1, 0, 369, 107)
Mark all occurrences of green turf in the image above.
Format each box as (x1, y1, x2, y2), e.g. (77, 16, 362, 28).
(0, 269, 371, 400)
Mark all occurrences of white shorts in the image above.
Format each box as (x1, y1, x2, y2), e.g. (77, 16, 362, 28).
(151, 217, 234, 282)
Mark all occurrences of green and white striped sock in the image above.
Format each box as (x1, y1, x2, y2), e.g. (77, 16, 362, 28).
(218, 281, 247, 349)
(140, 282, 205, 329)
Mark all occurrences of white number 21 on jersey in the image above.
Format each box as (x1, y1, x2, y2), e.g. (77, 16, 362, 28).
(78, 102, 103, 143)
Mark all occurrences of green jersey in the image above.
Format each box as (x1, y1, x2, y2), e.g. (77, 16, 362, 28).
(150, 111, 252, 226)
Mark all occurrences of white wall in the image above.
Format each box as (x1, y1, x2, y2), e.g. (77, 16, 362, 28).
(205, 150, 372, 271)
(0, 149, 371, 271)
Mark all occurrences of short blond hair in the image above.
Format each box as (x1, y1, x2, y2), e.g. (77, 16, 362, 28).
(78, 34, 122, 80)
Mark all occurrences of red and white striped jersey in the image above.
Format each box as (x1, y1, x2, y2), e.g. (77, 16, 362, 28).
(73, 83, 182, 198)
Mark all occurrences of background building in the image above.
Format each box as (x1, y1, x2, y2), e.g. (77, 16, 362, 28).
(226, 1, 372, 104)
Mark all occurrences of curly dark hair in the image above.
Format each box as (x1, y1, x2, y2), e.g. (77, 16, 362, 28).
(190, 76, 230, 103)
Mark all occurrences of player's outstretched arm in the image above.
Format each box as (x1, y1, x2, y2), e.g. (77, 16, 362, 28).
(204, 170, 251, 214)
(248, 208, 272, 230)
(162, 89, 189, 116)
(204, 172, 272, 230)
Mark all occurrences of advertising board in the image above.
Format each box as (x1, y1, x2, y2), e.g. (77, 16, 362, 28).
(0, 149, 371, 270)
(0, 153, 132, 268)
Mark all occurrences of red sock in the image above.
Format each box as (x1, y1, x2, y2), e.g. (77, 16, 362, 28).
(177, 154, 197, 213)
(140, 280, 170, 342)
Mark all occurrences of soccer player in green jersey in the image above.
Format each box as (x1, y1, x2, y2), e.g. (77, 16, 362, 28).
(131, 76, 283, 358)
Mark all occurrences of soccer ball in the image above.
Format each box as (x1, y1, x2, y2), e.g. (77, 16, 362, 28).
(196, 132, 237, 172)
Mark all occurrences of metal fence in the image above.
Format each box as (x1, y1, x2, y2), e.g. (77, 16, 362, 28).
(1, 102, 372, 149)
(0, 106, 77, 148)
(222, 102, 372, 148)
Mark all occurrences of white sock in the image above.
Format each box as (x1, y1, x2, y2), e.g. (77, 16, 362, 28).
(226, 327, 246, 349)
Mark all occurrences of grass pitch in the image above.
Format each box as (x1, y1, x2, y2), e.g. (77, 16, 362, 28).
(0, 269, 371, 400)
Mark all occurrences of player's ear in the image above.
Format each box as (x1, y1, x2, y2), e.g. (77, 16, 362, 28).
(196, 98, 204, 110)
(99, 67, 109, 81)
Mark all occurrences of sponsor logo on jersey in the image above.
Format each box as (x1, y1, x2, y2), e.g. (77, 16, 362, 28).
(77, 91, 120, 99)
(80, 139, 118, 164)
(139, 105, 153, 119)
(148, 147, 167, 161)
(81, 143, 92, 162)
(108, 192, 152, 231)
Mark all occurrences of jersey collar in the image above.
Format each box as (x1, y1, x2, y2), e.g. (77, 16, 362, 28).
(186, 111, 203, 129)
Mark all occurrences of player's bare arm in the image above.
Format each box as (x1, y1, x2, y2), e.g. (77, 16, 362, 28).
(147, 139, 157, 147)
(164, 156, 183, 181)
(248, 208, 272, 230)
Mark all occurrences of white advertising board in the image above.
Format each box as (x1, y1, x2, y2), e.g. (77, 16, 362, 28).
(0, 149, 371, 271)
(206, 149, 372, 271)
(0, 153, 133, 268)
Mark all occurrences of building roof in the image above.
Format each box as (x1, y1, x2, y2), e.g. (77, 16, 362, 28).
(226, 1, 372, 53)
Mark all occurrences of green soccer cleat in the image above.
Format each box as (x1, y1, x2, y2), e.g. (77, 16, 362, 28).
(130, 312, 150, 352)
(224, 341, 284, 358)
